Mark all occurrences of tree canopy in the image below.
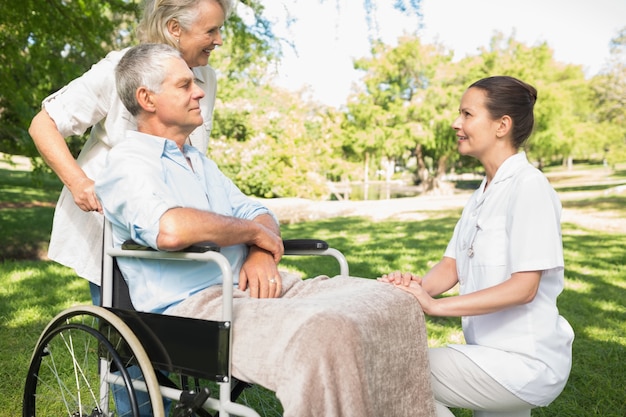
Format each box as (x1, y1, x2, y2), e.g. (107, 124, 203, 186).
(1, 0, 623, 199)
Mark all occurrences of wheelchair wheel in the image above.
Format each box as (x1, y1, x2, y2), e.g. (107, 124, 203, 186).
(23, 305, 164, 417)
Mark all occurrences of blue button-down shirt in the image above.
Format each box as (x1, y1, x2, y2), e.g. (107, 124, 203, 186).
(96, 131, 274, 312)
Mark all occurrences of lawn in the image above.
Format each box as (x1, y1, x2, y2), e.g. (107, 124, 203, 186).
(1, 162, 625, 416)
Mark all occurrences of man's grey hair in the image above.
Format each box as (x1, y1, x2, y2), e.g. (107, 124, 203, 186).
(115, 43, 183, 116)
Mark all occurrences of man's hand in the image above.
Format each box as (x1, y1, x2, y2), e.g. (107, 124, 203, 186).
(251, 222, 284, 264)
(239, 246, 282, 298)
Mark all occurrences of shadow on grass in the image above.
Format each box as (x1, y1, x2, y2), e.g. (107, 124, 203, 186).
(555, 183, 626, 193)
(0, 167, 61, 260)
(0, 168, 61, 204)
(0, 206, 55, 260)
(280, 214, 458, 279)
(534, 225, 626, 417)
(0, 260, 88, 416)
(281, 217, 626, 417)
(561, 195, 626, 212)
(2, 190, 626, 416)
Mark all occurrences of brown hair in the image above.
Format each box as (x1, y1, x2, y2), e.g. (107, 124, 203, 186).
(469, 76, 537, 149)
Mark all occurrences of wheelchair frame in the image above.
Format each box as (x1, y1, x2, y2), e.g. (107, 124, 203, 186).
(23, 220, 348, 417)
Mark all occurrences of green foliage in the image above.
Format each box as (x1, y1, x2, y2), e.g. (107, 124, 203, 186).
(210, 84, 341, 198)
(0, 0, 278, 159)
(0, 0, 141, 157)
(346, 37, 458, 178)
(2, 0, 625, 201)
(589, 26, 626, 167)
(212, 1, 279, 87)
(0, 166, 61, 260)
(340, 30, 626, 193)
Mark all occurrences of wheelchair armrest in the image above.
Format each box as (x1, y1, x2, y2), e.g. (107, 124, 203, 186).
(283, 239, 349, 276)
(283, 239, 329, 251)
(119, 238, 349, 276)
(122, 240, 221, 253)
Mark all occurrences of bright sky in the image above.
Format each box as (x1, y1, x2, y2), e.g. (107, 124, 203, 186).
(257, 0, 626, 108)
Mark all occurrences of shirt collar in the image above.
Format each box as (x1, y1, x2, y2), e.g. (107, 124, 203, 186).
(192, 67, 206, 85)
(491, 151, 528, 185)
(126, 130, 192, 169)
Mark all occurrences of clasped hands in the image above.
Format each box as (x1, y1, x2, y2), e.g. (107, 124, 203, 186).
(378, 271, 434, 311)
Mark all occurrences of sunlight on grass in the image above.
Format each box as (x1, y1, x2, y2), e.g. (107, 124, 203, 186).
(583, 326, 626, 344)
(563, 279, 592, 293)
(427, 326, 465, 348)
(2, 164, 626, 417)
(6, 306, 48, 327)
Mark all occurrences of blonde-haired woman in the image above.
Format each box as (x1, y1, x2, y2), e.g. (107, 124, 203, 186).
(29, 0, 232, 304)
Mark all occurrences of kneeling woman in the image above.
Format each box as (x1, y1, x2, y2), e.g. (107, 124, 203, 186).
(380, 75, 574, 417)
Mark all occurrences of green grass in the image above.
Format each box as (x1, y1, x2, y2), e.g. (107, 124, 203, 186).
(2, 163, 626, 416)
(0, 167, 61, 259)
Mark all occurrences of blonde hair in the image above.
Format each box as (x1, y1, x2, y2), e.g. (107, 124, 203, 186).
(136, 0, 232, 47)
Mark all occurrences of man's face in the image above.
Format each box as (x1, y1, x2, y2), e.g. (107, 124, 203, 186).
(152, 57, 205, 132)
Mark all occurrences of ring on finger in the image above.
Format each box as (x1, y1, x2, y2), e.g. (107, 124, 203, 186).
(269, 277, 277, 284)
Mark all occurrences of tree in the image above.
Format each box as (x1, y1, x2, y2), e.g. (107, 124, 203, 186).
(0, 0, 281, 159)
(343, 37, 456, 193)
(0, 0, 140, 157)
(467, 33, 598, 169)
(209, 82, 341, 198)
(590, 26, 626, 167)
(207, 0, 425, 199)
(341, 31, 607, 195)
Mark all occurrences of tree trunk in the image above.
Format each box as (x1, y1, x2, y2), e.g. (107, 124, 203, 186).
(414, 144, 434, 192)
(363, 151, 370, 200)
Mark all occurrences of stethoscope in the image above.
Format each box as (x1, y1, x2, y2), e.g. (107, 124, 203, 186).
(466, 192, 486, 259)
(467, 224, 481, 258)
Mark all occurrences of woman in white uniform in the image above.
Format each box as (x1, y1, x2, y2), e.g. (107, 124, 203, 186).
(29, 0, 231, 303)
(380, 75, 574, 417)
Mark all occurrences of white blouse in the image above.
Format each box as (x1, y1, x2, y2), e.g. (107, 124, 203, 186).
(444, 152, 574, 406)
(42, 48, 217, 284)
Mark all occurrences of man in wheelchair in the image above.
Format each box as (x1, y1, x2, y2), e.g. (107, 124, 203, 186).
(95, 43, 435, 416)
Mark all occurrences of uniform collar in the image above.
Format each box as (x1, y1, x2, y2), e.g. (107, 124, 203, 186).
(477, 152, 528, 195)
(492, 152, 528, 185)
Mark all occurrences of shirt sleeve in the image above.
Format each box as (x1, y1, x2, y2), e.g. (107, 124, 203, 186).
(507, 172, 564, 274)
(96, 142, 179, 249)
(444, 219, 461, 259)
(43, 49, 125, 137)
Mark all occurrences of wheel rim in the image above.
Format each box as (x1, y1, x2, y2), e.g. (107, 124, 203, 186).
(23, 308, 162, 417)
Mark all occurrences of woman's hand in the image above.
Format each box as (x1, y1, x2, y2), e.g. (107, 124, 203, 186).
(69, 176, 103, 213)
(378, 270, 422, 287)
(393, 280, 436, 313)
(378, 271, 438, 313)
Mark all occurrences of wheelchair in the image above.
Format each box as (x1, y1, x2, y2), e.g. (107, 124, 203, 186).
(23, 220, 349, 417)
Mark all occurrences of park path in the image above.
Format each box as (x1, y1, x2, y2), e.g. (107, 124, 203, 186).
(3, 153, 624, 233)
(262, 168, 626, 234)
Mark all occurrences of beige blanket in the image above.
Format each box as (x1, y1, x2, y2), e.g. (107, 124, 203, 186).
(170, 273, 436, 417)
